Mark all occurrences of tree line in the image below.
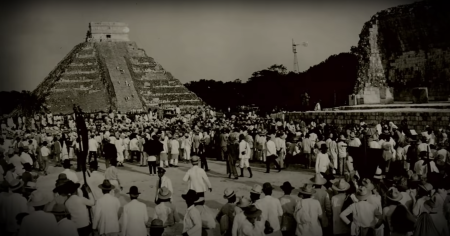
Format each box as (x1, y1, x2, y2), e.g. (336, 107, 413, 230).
(185, 52, 358, 113)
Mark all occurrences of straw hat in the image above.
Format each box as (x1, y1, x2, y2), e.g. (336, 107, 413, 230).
(28, 190, 51, 207)
(373, 167, 383, 180)
(243, 205, 262, 218)
(150, 219, 164, 229)
(9, 179, 24, 191)
(298, 184, 316, 195)
(223, 188, 235, 199)
(191, 155, 200, 164)
(250, 184, 262, 194)
(362, 178, 375, 191)
(236, 196, 251, 208)
(310, 174, 327, 185)
(419, 183, 433, 192)
(98, 180, 115, 191)
(355, 186, 371, 201)
(158, 187, 172, 200)
(332, 179, 350, 192)
(386, 187, 403, 202)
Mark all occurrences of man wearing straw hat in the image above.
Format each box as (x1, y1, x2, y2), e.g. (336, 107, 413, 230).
(295, 183, 323, 236)
(330, 179, 351, 236)
(183, 155, 212, 198)
(216, 188, 237, 236)
(310, 173, 332, 233)
(155, 167, 173, 203)
(121, 186, 149, 236)
(153, 186, 180, 233)
(93, 180, 121, 236)
(181, 189, 202, 236)
(17, 190, 59, 236)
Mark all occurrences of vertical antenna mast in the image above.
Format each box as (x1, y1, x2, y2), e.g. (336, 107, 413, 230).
(292, 39, 300, 73)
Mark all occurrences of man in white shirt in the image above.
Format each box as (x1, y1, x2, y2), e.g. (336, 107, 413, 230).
(183, 155, 212, 198)
(155, 167, 173, 202)
(265, 133, 281, 173)
(40, 141, 51, 175)
(316, 144, 331, 175)
(60, 159, 79, 183)
(121, 186, 149, 236)
(19, 147, 33, 166)
(88, 135, 98, 163)
(254, 183, 283, 234)
(169, 134, 180, 167)
(93, 180, 121, 236)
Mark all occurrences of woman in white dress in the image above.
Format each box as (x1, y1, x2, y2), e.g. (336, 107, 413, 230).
(295, 184, 323, 236)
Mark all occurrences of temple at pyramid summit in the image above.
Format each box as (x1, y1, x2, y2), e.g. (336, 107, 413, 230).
(33, 22, 203, 114)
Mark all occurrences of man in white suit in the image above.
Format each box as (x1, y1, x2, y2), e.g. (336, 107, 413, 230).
(155, 167, 173, 203)
(93, 180, 121, 236)
(121, 186, 149, 236)
(183, 155, 212, 198)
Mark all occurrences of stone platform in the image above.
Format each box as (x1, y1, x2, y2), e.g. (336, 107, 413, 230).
(273, 103, 450, 132)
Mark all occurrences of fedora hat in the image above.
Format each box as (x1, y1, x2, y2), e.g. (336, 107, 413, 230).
(332, 179, 350, 192)
(310, 174, 327, 185)
(299, 184, 316, 195)
(250, 184, 262, 194)
(243, 205, 262, 218)
(150, 219, 164, 229)
(98, 180, 115, 191)
(262, 182, 274, 191)
(191, 155, 200, 164)
(280, 182, 295, 191)
(55, 173, 69, 187)
(373, 167, 383, 180)
(182, 189, 199, 202)
(320, 143, 328, 150)
(127, 186, 141, 195)
(386, 187, 403, 202)
(355, 186, 371, 201)
(9, 179, 24, 191)
(158, 187, 172, 200)
(236, 196, 252, 208)
(157, 167, 166, 173)
(28, 190, 51, 207)
(223, 188, 235, 199)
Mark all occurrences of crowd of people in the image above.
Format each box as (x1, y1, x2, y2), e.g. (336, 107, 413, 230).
(0, 106, 450, 236)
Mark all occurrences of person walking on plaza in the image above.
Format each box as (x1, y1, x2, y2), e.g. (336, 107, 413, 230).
(121, 186, 149, 236)
(183, 155, 212, 198)
(93, 180, 121, 236)
(265, 132, 281, 173)
(279, 182, 297, 236)
(169, 134, 180, 167)
(103, 136, 117, 168)
(337, 135, 348, 175)
(144, 135, 163, 176)
(88, 134, 99, 163)
(155, 167, 173, 203)
(181, 189, 202, 236)
(220, 128, 229, 162)
(239, 134, 253, 178)
(227, 130, 239, 179)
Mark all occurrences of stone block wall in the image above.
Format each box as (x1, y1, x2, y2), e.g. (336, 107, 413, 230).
(355, 0, 450, 102)
(272, 111, 450, 133)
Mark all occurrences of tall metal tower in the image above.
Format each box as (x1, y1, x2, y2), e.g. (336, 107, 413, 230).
(292, 39, 308, 73)
(292, 39, 300, 73)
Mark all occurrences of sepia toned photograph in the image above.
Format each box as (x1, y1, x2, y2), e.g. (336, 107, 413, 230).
(0, 0, 449, 236)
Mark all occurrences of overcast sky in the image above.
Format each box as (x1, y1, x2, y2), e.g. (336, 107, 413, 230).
(0, 0, 416, 92)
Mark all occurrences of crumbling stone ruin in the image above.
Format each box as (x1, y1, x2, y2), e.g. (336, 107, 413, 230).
(353, 0, 450, 102)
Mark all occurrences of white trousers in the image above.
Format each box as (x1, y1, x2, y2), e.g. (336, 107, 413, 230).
(160, 160, 168, 167)
(117, 150, 124, 163)
(240, 158, 250, 168)
(184, 147, 191, 160)
(170, 154, 179, 166)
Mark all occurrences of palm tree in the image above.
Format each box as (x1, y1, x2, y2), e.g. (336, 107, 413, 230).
(11, 91, 49, 117)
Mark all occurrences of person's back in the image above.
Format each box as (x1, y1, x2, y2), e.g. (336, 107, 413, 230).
(19, 210, 59, 236)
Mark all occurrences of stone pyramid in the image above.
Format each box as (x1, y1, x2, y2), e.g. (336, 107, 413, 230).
(33, 22, 203, 114)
